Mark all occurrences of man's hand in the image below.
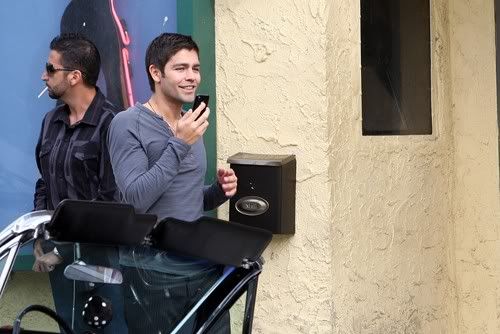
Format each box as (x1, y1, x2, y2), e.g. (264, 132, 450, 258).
(217, 168, 237, 197)
(32, 239, 62, 273)
(176, 103, 210, 145)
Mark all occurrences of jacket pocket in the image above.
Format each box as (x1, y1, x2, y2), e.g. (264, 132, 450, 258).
(72, 143, 99, 183)
(38, 142, 53, 174)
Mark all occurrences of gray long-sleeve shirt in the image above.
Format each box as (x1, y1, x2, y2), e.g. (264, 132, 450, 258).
(108, 102, 226, 221)
(107, 103, 227, 275)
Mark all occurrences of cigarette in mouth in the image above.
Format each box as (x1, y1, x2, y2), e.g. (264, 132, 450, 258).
(37, 87, 48, 99)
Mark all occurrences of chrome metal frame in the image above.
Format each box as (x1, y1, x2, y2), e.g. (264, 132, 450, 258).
(0, 210, 52, 299)
(0, 209, 264, 333)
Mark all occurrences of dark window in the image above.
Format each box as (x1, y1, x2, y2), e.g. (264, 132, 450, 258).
(361, 0, 432, 135)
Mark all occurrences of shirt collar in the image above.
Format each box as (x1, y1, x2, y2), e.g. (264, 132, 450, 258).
(53, 87, 105, 127)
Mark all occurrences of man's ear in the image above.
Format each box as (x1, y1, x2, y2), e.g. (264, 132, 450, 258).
(68, 70, 83, 86)
(149, 65, 162, 84)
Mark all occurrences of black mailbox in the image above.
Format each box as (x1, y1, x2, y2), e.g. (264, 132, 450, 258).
(227, 153, 296, 234)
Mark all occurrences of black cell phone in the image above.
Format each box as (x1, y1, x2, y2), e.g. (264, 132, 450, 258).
(192, 94, 209, 120)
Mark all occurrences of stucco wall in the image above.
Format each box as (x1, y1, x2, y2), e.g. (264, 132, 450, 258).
(0, 271, 57, 332)
(449, 1, 500, 333)
(215, 1, 334, 333)
(216, 0, 499, 333)
(326, 0, 456, 332)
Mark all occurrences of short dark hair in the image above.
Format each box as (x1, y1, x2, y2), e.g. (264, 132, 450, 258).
(145, 33, 199, 92)
(50, 33, 101, 87)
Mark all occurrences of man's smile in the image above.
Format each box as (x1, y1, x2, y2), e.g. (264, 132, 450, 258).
(179, 84, 196, 91)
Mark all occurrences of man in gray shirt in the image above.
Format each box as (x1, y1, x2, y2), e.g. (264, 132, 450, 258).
(108, 33, 237, 333)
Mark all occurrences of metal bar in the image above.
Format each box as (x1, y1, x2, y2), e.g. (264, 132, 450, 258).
(0, 235, 23, 299)
(242, 277, 259, 334)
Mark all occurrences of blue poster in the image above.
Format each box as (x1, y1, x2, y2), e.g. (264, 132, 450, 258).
(0, 0, 177, 228)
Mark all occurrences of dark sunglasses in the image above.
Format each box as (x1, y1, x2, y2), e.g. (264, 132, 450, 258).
(45, 62, 79, 75)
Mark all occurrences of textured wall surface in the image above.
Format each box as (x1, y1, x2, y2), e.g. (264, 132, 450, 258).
(449, 1, 500, 333)
(326, 1, 456, 333)
(0, 272, 57, 332)
(215, 0, 500, 333)
(215, 1, 334, 333)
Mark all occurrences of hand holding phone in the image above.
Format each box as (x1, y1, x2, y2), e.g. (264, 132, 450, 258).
(177, 94, 210, 144)
(192, 94, 209, 121)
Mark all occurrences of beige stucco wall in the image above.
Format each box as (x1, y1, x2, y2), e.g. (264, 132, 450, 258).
(215, 1, 334, 332)
(449, 1, 500, 333)
(215, 0, 333, 333)
(0, 271, 57, 332)
(327, 0, 456, 333)
(215, 0, 499, 333)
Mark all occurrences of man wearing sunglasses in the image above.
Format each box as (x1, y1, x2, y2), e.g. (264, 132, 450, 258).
(34, 32, 119, 261)
(33, 33, 122, 333)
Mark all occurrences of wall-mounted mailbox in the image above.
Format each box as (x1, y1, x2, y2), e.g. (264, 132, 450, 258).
(227, 153, 296, 234)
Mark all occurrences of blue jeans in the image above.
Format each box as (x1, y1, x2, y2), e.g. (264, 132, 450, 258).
(121, 264, 230, 334)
